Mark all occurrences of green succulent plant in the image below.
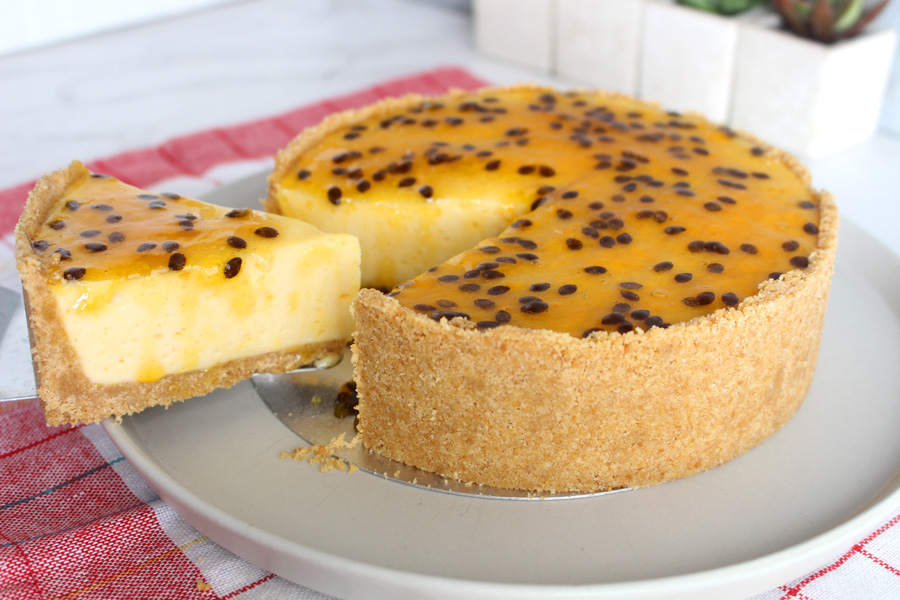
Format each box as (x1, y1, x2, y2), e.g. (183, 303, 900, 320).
(677, 0, 766, 15)
(772, 0, 891, 43)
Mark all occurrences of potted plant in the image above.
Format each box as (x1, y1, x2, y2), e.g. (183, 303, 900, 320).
(731, 0, 896, 158)
(680, 0, 766, 15)
(773, 0, 890, 42)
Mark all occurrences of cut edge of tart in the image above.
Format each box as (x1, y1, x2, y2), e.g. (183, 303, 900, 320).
(16, 161, 360, 426)
(266, 88, 546, 290)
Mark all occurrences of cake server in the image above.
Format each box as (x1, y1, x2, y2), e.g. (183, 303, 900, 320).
(251, 349, 629, 500)
(0, 285, 39, 402)
(0, 283, 623, 499)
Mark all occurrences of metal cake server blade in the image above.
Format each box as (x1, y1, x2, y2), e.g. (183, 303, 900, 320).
(251, 349, 630, 500)
(0, 286, 39, 403)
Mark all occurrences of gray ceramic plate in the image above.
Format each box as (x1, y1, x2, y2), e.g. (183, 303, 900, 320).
(103, 172, 900, 600)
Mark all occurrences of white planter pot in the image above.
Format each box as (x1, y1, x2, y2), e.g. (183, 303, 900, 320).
(555, 0, 645, 94)
(731, 22, 897, 160)
(640, 1, 738, 121)
(473, 0, 555, 73)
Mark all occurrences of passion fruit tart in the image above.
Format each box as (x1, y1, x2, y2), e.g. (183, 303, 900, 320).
(16, 161, 360, 426)
(271, 86, 837, 493)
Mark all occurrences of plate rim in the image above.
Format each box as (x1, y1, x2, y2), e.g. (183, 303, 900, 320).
(100, 171, 900, 599)
(103, 412, 900, 600)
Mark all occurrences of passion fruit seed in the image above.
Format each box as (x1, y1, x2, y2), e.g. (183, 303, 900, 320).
(64, 267, 86, 281)
(168, 253, 187, 271)
(224, 257, 242, 279)
(227, 236, 247, 249)
(333, 381, 359, 419)
(254, 227, 279, 238)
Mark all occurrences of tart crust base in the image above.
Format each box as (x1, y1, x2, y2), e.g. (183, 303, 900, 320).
(352, 190, 838, 493)
(15, 162, 346, 426)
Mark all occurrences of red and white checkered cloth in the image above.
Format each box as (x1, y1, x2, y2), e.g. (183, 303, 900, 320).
(1, 67, 898, 600)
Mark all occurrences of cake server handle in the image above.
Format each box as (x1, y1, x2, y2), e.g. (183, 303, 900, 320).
(0, 285, 39, 402)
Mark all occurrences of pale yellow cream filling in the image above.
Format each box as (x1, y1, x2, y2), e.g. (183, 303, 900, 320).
(51, 227, 359, 385)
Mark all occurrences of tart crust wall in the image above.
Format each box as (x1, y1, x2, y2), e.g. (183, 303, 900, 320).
(352, 190, 837, 493)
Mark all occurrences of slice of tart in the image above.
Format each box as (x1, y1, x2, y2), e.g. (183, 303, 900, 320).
(270, 86, 838, 493)
(16, 161, 360, 426)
